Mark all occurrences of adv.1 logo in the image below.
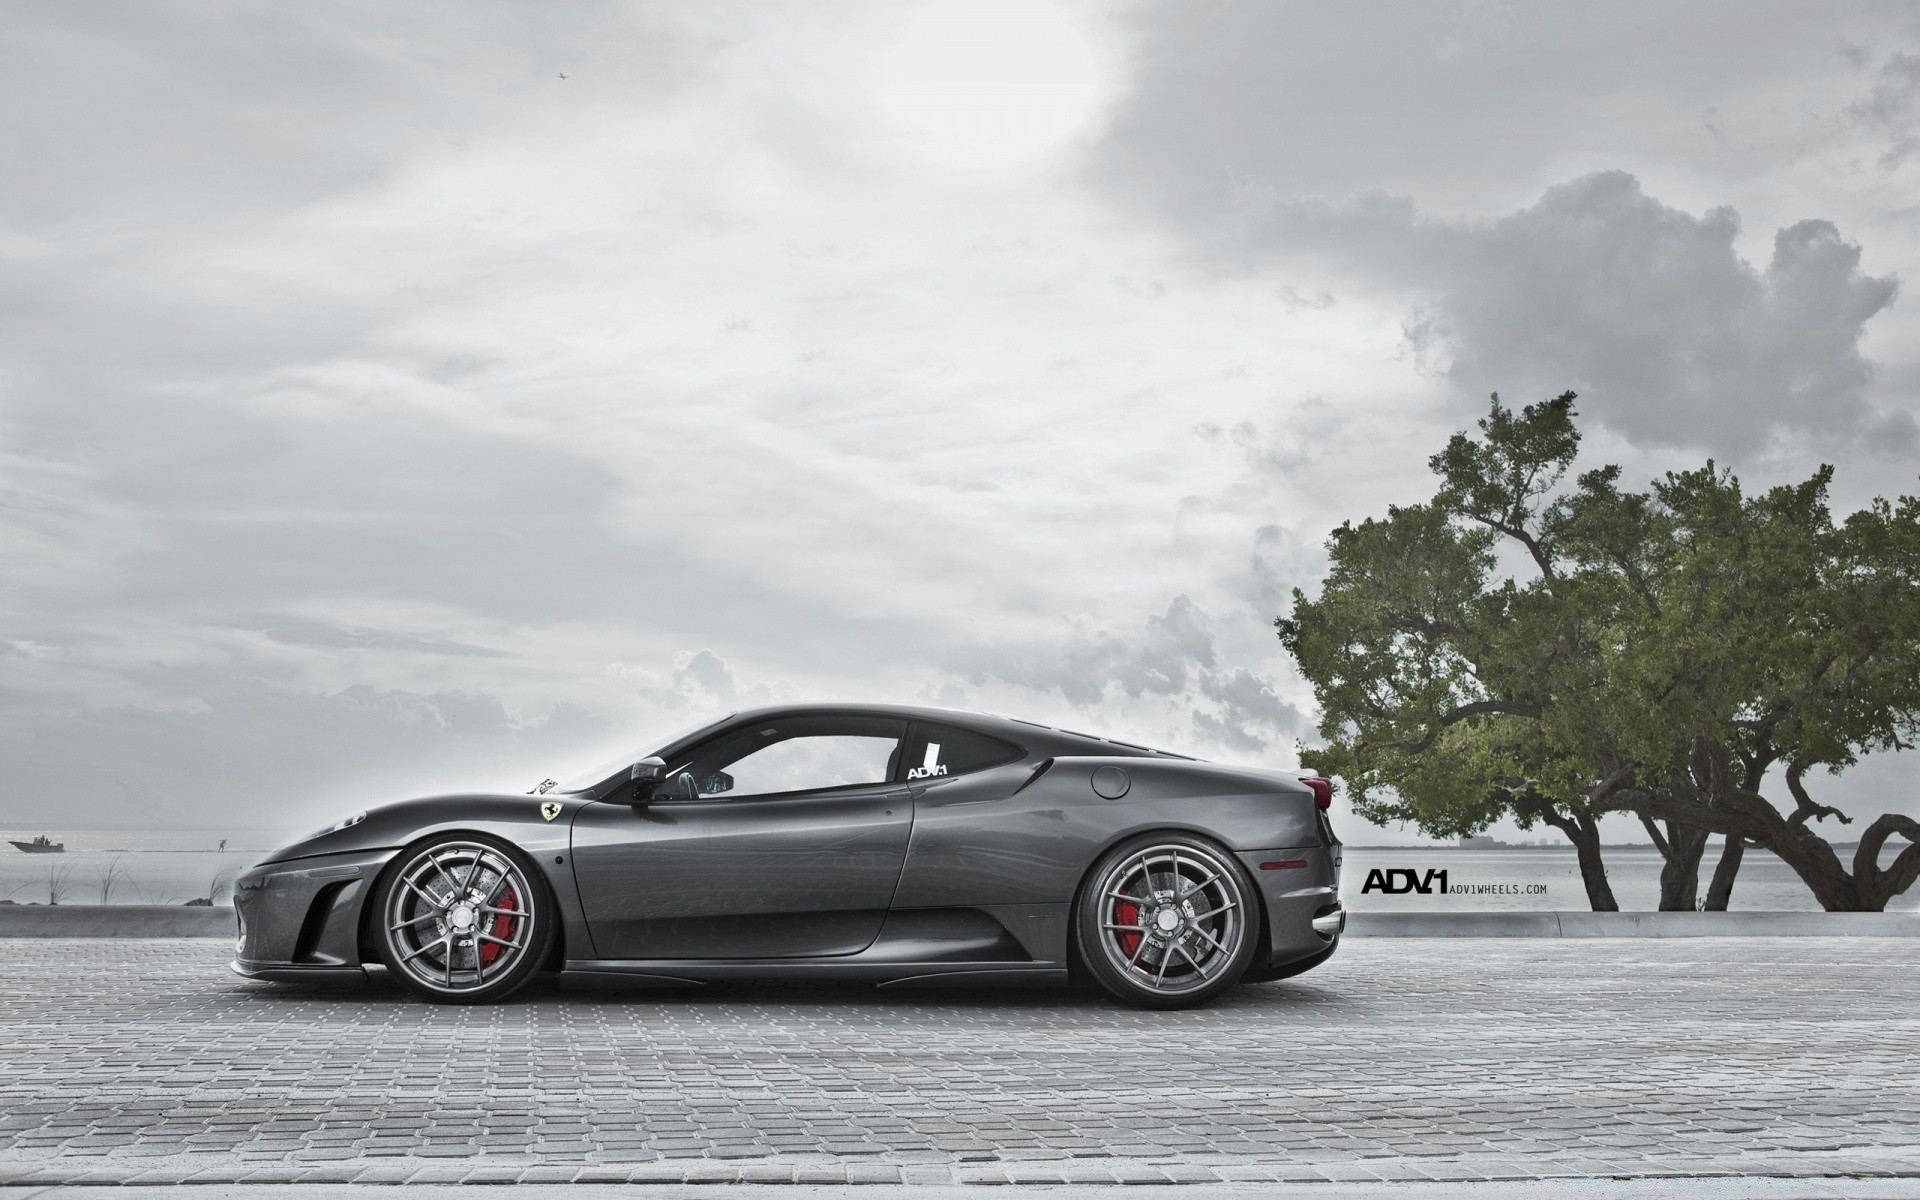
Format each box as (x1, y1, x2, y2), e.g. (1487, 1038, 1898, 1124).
(906, 742, 949, 781)
(1360, 868, 1449, 895)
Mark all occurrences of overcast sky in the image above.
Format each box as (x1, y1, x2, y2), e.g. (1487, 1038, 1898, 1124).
(3, 1, 1918, 845)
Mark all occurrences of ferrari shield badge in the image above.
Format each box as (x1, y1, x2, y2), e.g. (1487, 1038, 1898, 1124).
(540, 801, 562, 822)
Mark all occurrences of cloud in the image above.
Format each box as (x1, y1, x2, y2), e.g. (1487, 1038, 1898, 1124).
(962, 595, 1212, 706)
(1850, 51, 1920, 167)
(1194, 667, 1302, 755)
(607, 649, 793, 713)
(1091, 2, 1894, 231)
(2, 0, 1408, 828)
(239, 615, 507, 659)
(5, 3, 1915, 838)
(956, 596, 1305, 754)
(1231, 171, 1906, 454)
(1090, 4, 1920, 463)
(0, 676, 609, 837)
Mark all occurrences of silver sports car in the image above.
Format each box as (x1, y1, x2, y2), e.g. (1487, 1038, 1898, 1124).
(233, 703, 1345, 1008)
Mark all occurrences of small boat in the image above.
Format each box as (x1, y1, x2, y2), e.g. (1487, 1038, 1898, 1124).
(8, 836, 64, 854)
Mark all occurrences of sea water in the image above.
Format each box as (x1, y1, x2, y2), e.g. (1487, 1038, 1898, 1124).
(0, 830, 265, 906)
(3, 829, 1913, 912)
(1339, 844, 1920, 911)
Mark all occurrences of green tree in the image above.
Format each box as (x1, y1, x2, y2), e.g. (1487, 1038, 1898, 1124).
(1278, 393, 1920, 911)
(1599, 463, 1920, 909)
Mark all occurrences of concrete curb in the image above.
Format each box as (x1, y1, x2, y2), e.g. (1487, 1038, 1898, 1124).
(1, 906, 1917, 939)
(1347, 910, 1920, 936)
(2, 1184, 1918, 1199)
(0, 905, 233, 938)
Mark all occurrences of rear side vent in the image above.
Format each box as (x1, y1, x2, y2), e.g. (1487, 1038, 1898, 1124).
(1300, 776, 1333, 811)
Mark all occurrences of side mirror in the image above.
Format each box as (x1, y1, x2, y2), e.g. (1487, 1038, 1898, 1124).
(628, 756, 668, 797)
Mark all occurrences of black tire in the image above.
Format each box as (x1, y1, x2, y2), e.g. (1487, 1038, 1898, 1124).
(371, 833, 556, 1005)
(1074, 832, 1260, 1010)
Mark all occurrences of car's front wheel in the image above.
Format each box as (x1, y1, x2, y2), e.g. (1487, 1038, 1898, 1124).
(372, 834, 555, 1004)
(1075, 833, 1259, 1009)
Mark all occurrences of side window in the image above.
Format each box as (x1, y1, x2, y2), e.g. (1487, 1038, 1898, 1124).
(903, 722, 1024, 781)
(662, 715, 906, 800)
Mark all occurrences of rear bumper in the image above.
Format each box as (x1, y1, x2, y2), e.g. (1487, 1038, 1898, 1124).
(1237, 844, 1342, 971)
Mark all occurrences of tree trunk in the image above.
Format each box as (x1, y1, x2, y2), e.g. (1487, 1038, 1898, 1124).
(1852, 815, 1920, 910)
(1705, 750, 1770, 913)
(1622, 784, 1920, 912)
(1772, 814, 1920, 911)
(1637, 813, 1709, 911)
(1703, 837, 1744, 911)
(1634, 792, 1863, 909)
(1657, 823, 1709, 911)
(1768, 823, 1868, 910)
(1544, 809, 1618, 911)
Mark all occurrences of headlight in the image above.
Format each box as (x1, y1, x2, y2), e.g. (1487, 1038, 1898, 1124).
(310, 810, 367, 839)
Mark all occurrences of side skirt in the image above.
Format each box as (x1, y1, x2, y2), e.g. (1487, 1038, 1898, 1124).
(556, 959, 1068, 988)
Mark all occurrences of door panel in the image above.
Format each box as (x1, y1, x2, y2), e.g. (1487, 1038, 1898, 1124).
(571, 787, 912, 959)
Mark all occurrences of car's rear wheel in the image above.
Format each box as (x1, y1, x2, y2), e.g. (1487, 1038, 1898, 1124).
(373, 834, 554, 1004)
(1075, 833, 1259, 1009)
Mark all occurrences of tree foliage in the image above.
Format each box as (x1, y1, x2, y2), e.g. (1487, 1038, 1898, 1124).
(1279, 393, 1920, 911)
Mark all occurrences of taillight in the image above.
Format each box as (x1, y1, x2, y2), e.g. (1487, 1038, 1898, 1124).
(1301, 776, 1333, 811)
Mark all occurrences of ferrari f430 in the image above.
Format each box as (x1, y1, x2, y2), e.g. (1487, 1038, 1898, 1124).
(233, 704, 1345, 1008)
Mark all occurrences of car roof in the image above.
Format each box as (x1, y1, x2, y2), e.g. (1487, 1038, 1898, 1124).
(716, 702, 1199, 761)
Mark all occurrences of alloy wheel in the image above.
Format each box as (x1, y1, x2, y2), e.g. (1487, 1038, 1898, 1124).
(381, 840, 538, 996)
(1090, 841, 1248, 999)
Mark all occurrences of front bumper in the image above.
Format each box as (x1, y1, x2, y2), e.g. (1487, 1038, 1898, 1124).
(230, 847, 396, 979)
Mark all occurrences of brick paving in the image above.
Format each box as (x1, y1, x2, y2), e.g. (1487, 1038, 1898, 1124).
(0, 938, 1915, 1186)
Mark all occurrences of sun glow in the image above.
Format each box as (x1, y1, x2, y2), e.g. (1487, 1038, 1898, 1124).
(868, 0, 1113, 171)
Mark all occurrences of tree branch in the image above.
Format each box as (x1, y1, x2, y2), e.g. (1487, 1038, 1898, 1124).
(1595, 786, 1782, 845)
(1637, 813, 1671, 857)
(1465, 513, 1557, 581)
(1393, 698, 1543, 755)
(1533, 805, 1578, 837)
(1785, 762, 1853, 828)
(1584, 763, 1637, 807)
(1854, 814, 1920, 906)
(1610, 550, 1663, 618)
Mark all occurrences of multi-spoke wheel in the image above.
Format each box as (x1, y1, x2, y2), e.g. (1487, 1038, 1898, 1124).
(1075, 833, 1258, 1009)
(372, 835, 554, 1004)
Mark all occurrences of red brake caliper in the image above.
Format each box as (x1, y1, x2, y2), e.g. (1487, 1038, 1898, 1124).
(1114, 897, 1141, 959)
(480, 886, 518, 965)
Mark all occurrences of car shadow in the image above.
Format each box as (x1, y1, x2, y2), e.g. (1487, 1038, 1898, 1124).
(230, 970, 1338, 1012)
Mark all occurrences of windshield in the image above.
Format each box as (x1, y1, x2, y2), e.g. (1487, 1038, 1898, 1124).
(542, 713, 736, 794)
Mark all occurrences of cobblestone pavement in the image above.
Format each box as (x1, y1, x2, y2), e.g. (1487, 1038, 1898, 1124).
(0, 938, 1915, 1187)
